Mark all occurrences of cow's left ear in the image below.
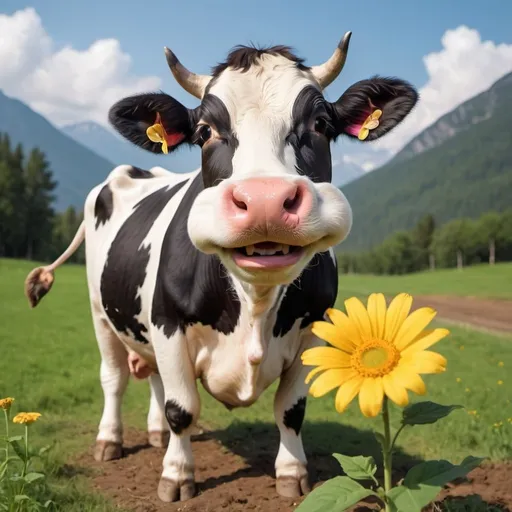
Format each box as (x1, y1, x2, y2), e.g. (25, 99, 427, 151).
(108, 92, 196, 154)
(332, 77, 418, 141)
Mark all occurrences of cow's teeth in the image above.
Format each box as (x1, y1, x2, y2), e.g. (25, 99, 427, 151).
(246, 245, 255, 256)
(282, 245, 290, 255)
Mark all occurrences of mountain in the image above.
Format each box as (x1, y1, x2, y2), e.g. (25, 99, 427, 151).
(340, 71, 512, 252)
(0, 90, 114, 210)
(63, 121, 200, 175)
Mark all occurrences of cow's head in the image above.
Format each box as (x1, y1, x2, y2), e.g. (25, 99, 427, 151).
(109, 33, 418, 286)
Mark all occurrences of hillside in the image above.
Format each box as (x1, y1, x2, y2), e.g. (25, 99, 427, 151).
(340, 71, 512, 251)
(0, 90, 114, 210)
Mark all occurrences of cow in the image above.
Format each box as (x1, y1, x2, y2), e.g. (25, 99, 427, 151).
(24, 32, 418, 503)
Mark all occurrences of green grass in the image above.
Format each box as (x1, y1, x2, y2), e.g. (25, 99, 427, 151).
(336, 262, 512, 300)
(1, 258, 511, 510)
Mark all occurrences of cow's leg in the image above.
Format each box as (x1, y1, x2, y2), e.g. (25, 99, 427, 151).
(274, 335, 321, 498)
(92, 315, 130, 462)
(152, 331, 200, 503)
(147, 373, 170, 448)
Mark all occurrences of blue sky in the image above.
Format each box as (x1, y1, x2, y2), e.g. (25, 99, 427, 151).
(1, 0, 511, 174)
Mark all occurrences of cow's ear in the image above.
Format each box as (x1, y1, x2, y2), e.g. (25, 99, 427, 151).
(108, 93, 196, 154)
(332, 77, 418, 142)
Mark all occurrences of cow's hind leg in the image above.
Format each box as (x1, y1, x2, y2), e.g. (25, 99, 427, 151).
(147, 374, 170, 448)
(152, 330, 200, 503)
(92, 314, 130, 462)
(273, 335, 321, 498)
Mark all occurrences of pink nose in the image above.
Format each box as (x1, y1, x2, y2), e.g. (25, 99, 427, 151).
(223, 178, 312, 233)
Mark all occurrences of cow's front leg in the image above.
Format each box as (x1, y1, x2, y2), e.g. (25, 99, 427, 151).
(274, 334, 322, 498)
(147, 374, 170, 448)
(152, 329, 199, 503)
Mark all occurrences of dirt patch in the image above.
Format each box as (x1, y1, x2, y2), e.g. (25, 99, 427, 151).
(76, 428, 512, 512)
(413, 296, 512, 335)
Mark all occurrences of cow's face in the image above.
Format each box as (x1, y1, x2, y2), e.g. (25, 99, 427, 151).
(109, 33, 418, 286)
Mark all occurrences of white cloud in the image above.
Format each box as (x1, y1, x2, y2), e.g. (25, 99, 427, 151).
(374, 26, 512, 154)
(0, 8, 161, 127)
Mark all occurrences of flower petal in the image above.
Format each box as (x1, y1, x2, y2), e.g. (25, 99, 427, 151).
(401, 328, 450, 356)
(384, 293, 413, 342)
(305, 366, 328, 384)
(365, 119, 380, 130)
(367, 293, 387, 339)
(394, 307, 437, 350)
(324, 309, 362, 347)
(309, 369, 354, 398)
(358, 378, 384, 417)
(335, 376, 363, 413)
(301, 347, 352, 368)
(383, 374, 409, 407)
(401, 350, 447, 374)
(372, 109, 383, 120)
(344, 297, 373, 340)
(391, 365, 427, 395)
(358, 127, 369, 141)
(311, 321, 355, 352)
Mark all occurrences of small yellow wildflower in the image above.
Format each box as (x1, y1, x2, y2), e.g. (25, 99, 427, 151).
(507, 418, 512, 423)
(12, 412, 41, 425)
(358, 109, 382, 141)
(0, 397, 15, 410)
(456, 377, 462, 383)
(459, 345, 465, 350)
(465, 387, 471, 393)
(467, 410, 478, 416)
(498, 380, 504, 386)
(498, 361, 504, 367)
(493, 421, 503, 429)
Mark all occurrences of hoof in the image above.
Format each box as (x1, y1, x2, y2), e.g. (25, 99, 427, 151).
(158, 477, 196, 502)
(148, 430, 170, 448)
(93, 440, 123, 462)
(276, 475, 311, 498)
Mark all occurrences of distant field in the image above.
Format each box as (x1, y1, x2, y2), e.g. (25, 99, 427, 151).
(336, 262, 512, 301)
(1, 258, 511, 510)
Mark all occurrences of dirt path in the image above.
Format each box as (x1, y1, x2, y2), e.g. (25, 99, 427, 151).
(77, 428, 512, 512)
(413, 295, 512, 335)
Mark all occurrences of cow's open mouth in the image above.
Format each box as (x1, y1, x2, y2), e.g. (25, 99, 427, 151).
(231, 242, 304, 269)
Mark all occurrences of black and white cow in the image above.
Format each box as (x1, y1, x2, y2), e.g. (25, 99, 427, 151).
(25, 32, 418, 502)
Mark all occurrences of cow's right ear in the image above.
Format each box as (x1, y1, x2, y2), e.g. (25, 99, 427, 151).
(108, 93, 196, 154)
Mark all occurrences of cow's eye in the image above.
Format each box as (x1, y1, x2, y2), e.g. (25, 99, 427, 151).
(314, 117, 330, 136)
(196, 125, 212, 147)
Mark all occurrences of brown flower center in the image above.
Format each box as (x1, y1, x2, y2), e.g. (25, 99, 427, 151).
(351, 339, 400, 377)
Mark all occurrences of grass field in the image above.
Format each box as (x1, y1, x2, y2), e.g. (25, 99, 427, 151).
(1, 258, 511, 510)
(337, 262, 512, 301)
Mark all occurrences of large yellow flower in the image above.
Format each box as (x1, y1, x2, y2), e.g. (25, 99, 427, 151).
(302, 293, 449, 418)
(12, 412, 42, 425)
(0, 397, 15, 410)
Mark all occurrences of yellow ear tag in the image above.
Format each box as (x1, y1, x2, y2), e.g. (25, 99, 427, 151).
(358, 109, 383, 141)
(146, 123, 169, 154)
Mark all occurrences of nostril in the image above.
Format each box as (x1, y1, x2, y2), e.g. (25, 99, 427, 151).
(283, 187, 301, 213)
(233, 198, 248, 211)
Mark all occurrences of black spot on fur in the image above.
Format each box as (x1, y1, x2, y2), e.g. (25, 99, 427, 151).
(212, 45, 309, 76)
(101, 181, 188, 343)
(152, 173, 241, 337)
(165, 399, 193, 435)
(127, 166, 155, 179)
(274, 252, 337, 337)
(95, 184, 114, 229)
(284, 397, 307, 435)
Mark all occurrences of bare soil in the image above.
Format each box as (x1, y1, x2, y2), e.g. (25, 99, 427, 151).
(413, 296, 512, 335)
(76, 428, 512, 512)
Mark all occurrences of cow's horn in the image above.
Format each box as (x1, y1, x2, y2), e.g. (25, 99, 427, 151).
(164, 47, 212, 99)
(311, 31, 352, 88)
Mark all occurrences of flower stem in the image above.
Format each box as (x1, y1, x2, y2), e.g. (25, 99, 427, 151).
(3, 409, 9, 460)
(382, 397, 392, 512)
(22, 425, 28, 477)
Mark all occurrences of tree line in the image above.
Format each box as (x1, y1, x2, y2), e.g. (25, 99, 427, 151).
(338, 211, 512, 275)
(0, 133, 84, 263)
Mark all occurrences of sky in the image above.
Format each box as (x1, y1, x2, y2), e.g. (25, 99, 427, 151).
(1, 0, 511, 171)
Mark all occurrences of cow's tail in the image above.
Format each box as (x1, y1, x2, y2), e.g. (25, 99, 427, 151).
(24, 221, 86, 308)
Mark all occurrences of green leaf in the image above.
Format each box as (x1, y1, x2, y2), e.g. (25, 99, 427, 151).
(24, 472, 45, 484)
(295, 476, 380, 512)
(402, 401, 463, 426)
(38, 444, 53, 456)
(10, 475, 24, 482)
(14, 495, 30, 503)
(387, 456, 485, 512)
(374, 432, 386, 446)
(10, 440, 27, 462)
(7, 436, 23, 443)
(43, 500, 55, 509)
(332, 454, 377, 482)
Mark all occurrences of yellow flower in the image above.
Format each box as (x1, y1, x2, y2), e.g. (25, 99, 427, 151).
(146, 119, 169, 154)
(498, 361, 504, 367)
(0, 397, 15, 410)
(12, 412, 41, 425)
(465, 387, 471, 393)
(493, 421, 503, 429)
(302, 293, 449, 418)
(456, 377, 462, 383)
(497, 380, 504, 386)
(468, 410, 478, 416)
(459, 345, 465, 350)
(358, 109, 382, 141)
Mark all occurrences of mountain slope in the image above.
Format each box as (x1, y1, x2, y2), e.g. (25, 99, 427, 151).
(340, 71, 512, 251)
(63, 121, 199, 175)
(0, 91, 114, 210)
